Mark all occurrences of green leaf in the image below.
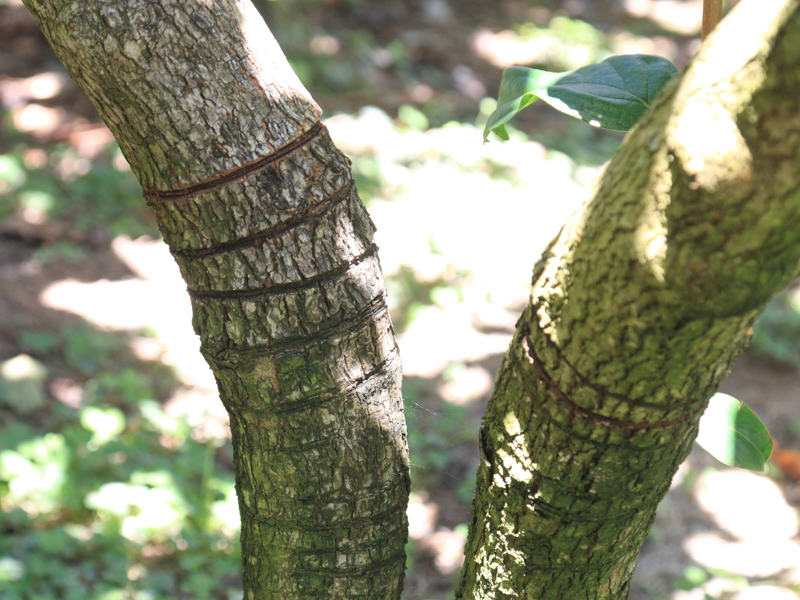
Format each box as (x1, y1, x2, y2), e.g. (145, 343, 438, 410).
(695, 393, 773, 471)
(483, 54, 679, 141)
(484, 67, 569, 141)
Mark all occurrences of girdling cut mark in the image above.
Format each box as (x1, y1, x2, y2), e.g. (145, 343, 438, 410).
(269, 295, 391, 358)
(273, 350, 400, 417)
(173, 178, 355, 261)
(186, 242, 379, 300)
(521, 324, 697, 431)
(142, 121, 324, 203)
(200, 294, 391, 360)
(238, 500, 407, 532)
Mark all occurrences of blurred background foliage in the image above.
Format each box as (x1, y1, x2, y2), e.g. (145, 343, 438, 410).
(2, 1, 800, 599)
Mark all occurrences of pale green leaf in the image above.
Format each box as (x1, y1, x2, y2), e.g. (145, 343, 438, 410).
(696, 393, 773, 471)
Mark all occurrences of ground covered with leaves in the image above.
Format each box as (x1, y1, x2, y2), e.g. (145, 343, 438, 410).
(2, 0, 800, 599)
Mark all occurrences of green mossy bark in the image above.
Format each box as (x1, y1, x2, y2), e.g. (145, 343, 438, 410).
(21, 1, 410, 598)
(458, 1, 800, 598)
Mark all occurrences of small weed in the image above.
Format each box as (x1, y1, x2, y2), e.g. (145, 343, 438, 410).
(32, 241, 87, 265)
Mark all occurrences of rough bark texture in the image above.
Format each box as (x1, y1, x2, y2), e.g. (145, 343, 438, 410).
(456, 1, 800, 598)
(21, 1, 410, 598)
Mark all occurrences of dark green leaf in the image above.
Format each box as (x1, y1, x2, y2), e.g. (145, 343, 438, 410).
(695, 393, 773, 471)
(484, 54, 679, 141)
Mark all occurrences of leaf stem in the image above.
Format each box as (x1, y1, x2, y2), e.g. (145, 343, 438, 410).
(702, 0, 723, 39)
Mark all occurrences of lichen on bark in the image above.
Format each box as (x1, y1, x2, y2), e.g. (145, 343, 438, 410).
(458, 1, 800, 598)
(21, 0, 411, 597)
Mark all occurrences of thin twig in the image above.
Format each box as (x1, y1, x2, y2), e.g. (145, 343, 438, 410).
(702, 0, 724, 39)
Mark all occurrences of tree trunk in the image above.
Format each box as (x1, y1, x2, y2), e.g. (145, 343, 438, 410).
(20, 1, 410, 598)
(457, 0, 800, 598)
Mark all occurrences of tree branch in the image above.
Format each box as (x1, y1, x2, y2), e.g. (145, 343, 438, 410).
(458, 0, 800, 597)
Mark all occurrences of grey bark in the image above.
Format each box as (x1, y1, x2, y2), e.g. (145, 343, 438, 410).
(20, 1, 410, 598)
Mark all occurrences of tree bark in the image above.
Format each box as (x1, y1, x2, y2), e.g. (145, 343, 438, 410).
(20, 1, 410, 598)
(457, 0, 800, 598)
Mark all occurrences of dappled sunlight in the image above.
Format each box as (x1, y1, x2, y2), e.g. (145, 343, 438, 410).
(672, 100, 752, 189)
(623, 0, 703, 35)
(685, 532, 800, 578)
(326, 106, 593, 384)
(694, 470, 798, 540)
(635, 150, 671, 284)
(397, 305, 511, 377)
(4, 70, 68, 101)
(407, 492, 439, 540)
(470, 16, 604, 71)
(437, 363, 493, 405)
(0, 66, 116, 152)
(235, 0, 318, 121)
(667, 0, 784, 195)
(424, 528, 466, 574)
(327, 108, 590, 313)
(470, 10, 688, 73)
(684, 470, 800, 578)
(407, 492, 467, 575)
(733, 587, 800, 600)
(12, 103, 63, 138)
(37, 236, 223, 420)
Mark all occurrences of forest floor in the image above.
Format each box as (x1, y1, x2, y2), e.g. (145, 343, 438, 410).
(1, 0, 800, 599)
